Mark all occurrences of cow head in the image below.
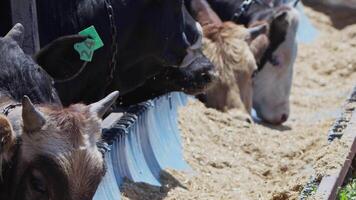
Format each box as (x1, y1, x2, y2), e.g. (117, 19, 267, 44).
(113, 1, 217, 97)
(0, 24, 120, 200)
(186, 0, 268, 115)
(152, 1, 218, 90)
(201, 22, 264, 115)
(157, 8, 217, 95)
(252, 5, 299, 124)
(0, 24, 61, 105)
(9, 92, 118, 200)
(205, 0, 300, 124)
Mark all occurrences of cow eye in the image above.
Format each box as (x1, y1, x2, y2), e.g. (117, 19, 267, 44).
(30, 170, 47, 194)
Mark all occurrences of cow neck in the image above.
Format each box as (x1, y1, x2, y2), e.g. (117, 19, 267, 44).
(52, 0, 119, 91)
(0, 99, 23, 137)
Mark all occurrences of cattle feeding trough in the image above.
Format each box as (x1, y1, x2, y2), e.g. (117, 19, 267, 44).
(316, 87, 356, 200)
(94, 92, 191, 199)
(299, 86, 356, 200)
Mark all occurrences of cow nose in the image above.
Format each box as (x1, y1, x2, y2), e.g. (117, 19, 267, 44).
(201, 69, 218, 82)
(200, 72, 211, 83)
(280, 114, 288, 123)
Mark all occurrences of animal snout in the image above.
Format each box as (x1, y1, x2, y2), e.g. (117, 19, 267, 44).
(266, 113, 289, 125)
(192, 56, 218, 85)
(280, 113, 289, 123)
(175, 54, 217, 94)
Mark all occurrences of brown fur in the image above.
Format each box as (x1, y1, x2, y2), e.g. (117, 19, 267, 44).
(202, 22, 258, 118)
(189, 0, 269, 120)
(0, 115, 15, 157)
(0, 103, 106, 200)
(0, 115, 15, 180)
(19, 104, 104, 197)
(41, 104, 96, 148)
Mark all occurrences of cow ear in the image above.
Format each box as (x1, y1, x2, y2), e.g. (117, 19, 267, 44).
(22, 96, 46, 132)
(89, 91, 119, 119)
(5, 23, 24, 46)
(34, 35, 88, 81)
(249, 34, 270, 62)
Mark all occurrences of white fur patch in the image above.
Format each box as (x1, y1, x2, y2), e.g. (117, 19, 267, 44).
(252, 6, 300, 123)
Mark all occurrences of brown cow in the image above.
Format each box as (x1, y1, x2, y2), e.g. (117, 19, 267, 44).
(188, 0, 269, 121)
(0, 24, 119, 200)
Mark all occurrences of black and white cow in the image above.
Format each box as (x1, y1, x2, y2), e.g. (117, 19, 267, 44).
(207, 0, 299, 124)
(33, 0, 217, 106)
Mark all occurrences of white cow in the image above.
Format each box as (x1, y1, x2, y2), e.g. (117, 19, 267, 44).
(252, 5, 300, 124)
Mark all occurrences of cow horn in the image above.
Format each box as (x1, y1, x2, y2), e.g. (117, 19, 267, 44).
(22, 96, 46, 132)
(89, 91, 119, 118)
(5, 23, 25, 46)
(248, 24, 268, 41)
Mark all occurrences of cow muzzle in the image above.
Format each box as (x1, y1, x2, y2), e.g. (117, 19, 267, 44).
(172, 22, 217, 94)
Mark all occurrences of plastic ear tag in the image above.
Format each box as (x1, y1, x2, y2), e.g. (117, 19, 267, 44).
(74, 26, 104, 62)
(79, 26, 104, 50)
(74, 38, 95, 62)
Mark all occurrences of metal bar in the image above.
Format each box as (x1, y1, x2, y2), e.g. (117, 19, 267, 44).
(10, 0, 40, 54)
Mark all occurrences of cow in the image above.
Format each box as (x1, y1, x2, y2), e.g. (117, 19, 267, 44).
(206, 0, 300, 124)
(0, 24, 119, 200)
(186, 0, 269, 122)
(33, 0, 217, 106)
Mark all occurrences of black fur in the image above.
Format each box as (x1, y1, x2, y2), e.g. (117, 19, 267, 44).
(0, 37, 60, 104)
(35, 0, 216, 106)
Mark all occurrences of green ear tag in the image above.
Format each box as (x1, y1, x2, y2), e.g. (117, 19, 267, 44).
(74, 26, 104, 62)
(79, 26, 104, 50)
(74, 39, 95, 62)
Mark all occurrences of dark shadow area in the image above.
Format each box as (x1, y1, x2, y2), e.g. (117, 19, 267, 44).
(303, 0, 356, 29)
(121, 170, 188, 200)
(0, 0, 12, 36)
(257, 121, 292, 131)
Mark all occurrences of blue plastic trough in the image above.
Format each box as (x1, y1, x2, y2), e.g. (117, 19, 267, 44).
(94, 92, 190, 200)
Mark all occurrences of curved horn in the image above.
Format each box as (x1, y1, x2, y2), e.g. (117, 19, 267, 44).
(89, 91, 119, 118)
(22, 96, 46, 132)
(5, 23, 25, 46)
